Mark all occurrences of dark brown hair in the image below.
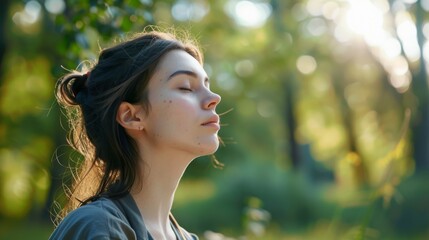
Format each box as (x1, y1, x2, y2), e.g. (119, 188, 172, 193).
(55, 30, 202, 222)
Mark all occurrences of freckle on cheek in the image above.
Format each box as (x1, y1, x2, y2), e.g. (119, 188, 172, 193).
(169, 100, 172, 103)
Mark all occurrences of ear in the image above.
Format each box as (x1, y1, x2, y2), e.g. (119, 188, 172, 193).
(116, 102, 145, 131)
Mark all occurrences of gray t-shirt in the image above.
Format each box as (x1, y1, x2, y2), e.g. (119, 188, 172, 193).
(49, 193, 198, 240)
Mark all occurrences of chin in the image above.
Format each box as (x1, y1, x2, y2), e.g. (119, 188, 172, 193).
(196, 141, 219, 156)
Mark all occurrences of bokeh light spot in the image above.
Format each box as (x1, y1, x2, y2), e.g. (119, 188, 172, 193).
(172, 0, 210, 22)
(235, 59, 255, 77)
(12, 0, 42, 27)
(45, 0, 65, 14)
(225, 0, 272, 28)
(296, 55, 317, 75)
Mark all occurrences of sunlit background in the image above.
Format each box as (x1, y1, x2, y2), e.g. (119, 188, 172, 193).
(1, 0, 429, 239)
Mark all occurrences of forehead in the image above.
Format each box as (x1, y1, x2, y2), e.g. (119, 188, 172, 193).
(154, 50, 205, 78)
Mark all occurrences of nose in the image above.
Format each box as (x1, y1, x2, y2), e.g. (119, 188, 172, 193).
(204, 91, 221, 110)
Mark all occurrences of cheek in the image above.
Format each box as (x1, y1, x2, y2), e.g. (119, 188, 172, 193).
(148, 89, 199, 123)
(165, 98, 197, 117)
(149, 98, 197, 133)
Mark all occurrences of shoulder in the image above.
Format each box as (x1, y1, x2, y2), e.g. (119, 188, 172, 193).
(181, 228, 199, 240)
(49, 198, 137, 240)
(190, 233, 199, 240)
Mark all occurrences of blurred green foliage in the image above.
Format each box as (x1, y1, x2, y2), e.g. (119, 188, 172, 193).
(1, 0, 429, 239)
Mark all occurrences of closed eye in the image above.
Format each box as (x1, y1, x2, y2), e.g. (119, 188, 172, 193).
(179, 87, 192, 92)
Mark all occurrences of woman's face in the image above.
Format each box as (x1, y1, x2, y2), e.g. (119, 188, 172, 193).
(141, 49, 221, 157)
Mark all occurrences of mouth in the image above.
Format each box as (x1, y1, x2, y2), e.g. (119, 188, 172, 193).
(202, 115, 220, 129)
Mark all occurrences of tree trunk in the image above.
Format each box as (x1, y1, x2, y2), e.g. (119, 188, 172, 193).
(270, 0, 301, 169)
(411, 0, 429, 172)
(0, 0, 10, 81)
(332, 72, 369, 187)
(285, 77, 300, 169)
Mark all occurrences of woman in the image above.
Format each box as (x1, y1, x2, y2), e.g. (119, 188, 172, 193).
(50, 30, 221, 240)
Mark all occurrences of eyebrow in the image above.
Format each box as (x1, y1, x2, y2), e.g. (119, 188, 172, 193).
(167, 70, 209, 83)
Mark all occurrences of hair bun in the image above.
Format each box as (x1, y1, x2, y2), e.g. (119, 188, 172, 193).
(73, 72, 90, 105)
(72, 72, 89, 94)
(56, 72, 91, 106)
(75, 88, 88, 105)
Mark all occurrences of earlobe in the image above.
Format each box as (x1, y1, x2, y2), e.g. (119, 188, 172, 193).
(116, 102, 144, 131)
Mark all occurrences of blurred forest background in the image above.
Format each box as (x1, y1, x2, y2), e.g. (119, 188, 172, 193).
(1, 0, 429, 239)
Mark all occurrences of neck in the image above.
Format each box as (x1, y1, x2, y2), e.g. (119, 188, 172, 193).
(130, 146, 193, 239)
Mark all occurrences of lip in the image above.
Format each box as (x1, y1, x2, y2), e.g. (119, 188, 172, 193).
(201, 115, 220, 129)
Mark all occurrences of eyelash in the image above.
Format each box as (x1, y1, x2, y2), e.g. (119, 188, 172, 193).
(179, 87, 192, 92)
